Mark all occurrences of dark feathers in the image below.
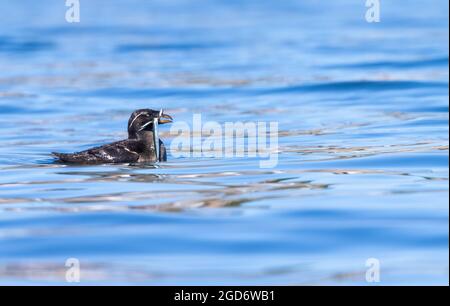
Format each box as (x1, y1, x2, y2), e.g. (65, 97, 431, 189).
(53, 139, 144, 164)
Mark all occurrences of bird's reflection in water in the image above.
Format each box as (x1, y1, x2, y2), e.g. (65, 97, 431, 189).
(56, 163, 166, 183)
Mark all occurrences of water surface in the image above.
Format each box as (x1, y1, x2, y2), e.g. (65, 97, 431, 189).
(0, 0, 448, 285)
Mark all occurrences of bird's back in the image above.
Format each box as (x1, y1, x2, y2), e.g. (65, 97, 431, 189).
(53, 139, 145, 164)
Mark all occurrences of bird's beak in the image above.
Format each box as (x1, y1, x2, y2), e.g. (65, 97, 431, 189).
(158, 113, 173, 124)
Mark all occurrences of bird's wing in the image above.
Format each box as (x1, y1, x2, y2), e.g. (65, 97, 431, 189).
(87, 140, 144, 163)
(54, 140, 144, 164)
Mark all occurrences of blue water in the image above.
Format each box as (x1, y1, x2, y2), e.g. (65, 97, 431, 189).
(0, 0, 448, 285)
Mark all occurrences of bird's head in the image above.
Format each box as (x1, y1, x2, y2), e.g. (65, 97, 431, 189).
(128, 109, 173, 139)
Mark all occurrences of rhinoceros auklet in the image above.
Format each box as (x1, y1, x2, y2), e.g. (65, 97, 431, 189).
(52, 109, 173, 164)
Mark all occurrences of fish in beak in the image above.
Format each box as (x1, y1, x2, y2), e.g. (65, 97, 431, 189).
(153, 109, 173, 161)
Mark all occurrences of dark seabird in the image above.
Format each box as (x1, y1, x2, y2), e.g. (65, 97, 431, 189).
(52, 109, 173, 164)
